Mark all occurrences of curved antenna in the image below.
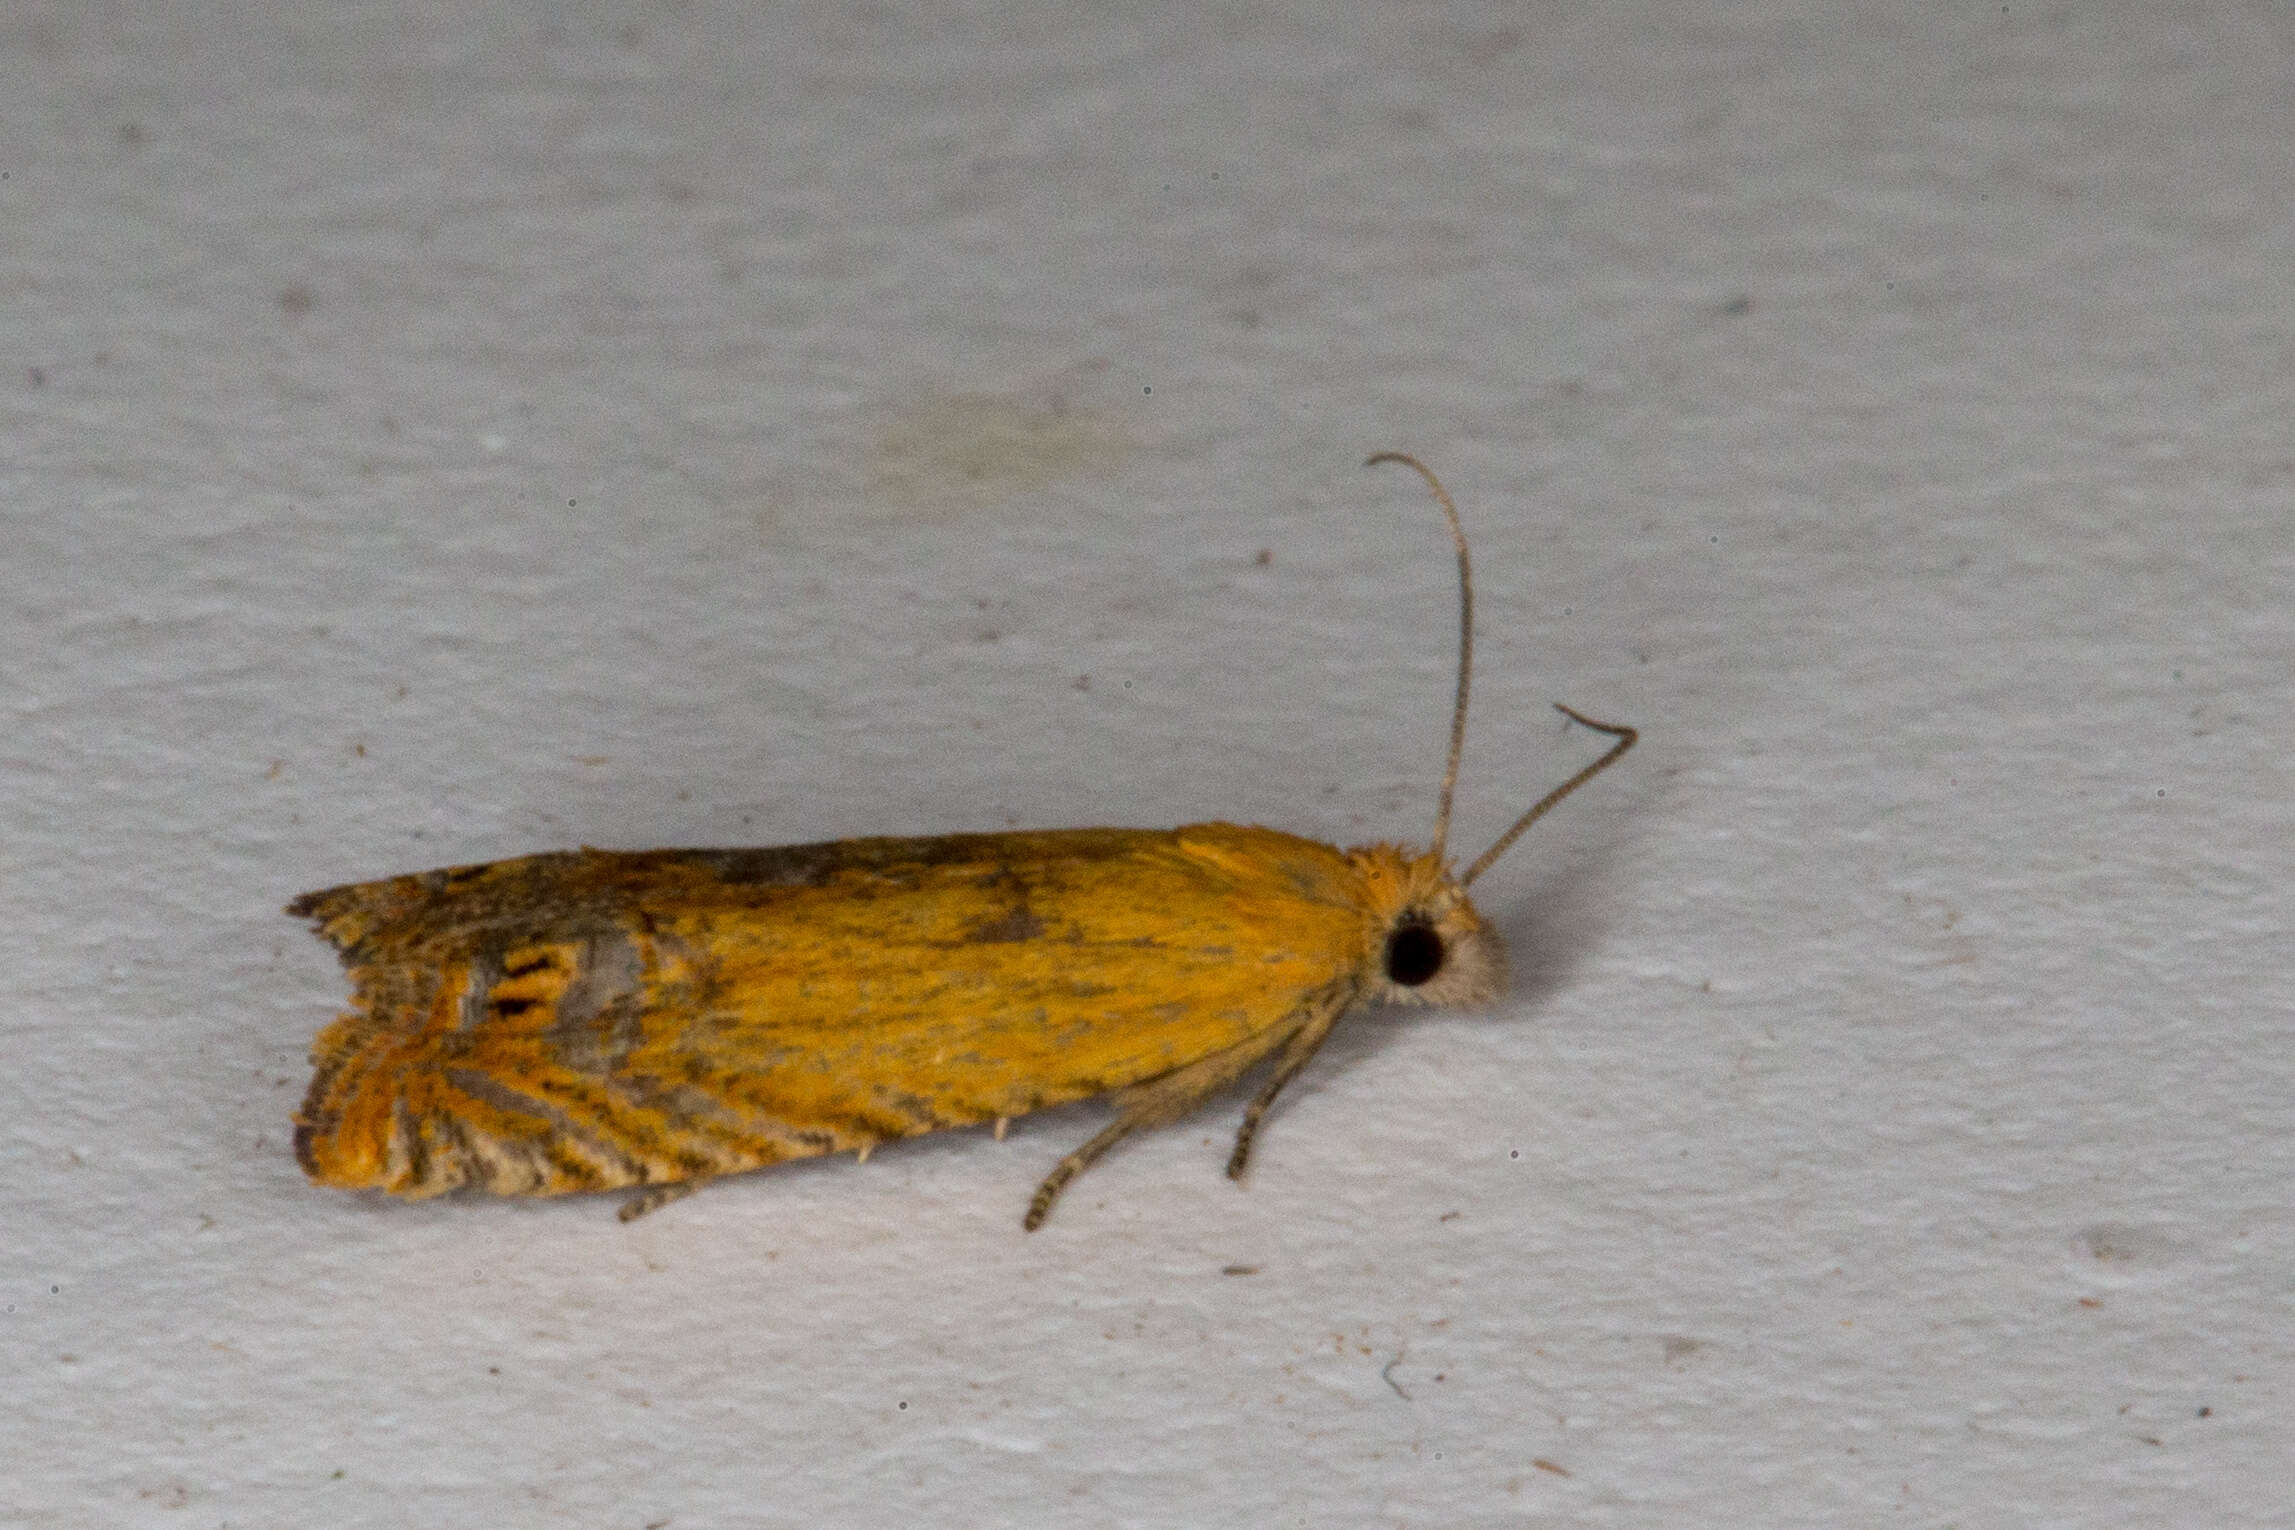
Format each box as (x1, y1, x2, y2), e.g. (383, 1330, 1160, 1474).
(1461, 704, 1637, 886)
(1365, 451, 1472, 867)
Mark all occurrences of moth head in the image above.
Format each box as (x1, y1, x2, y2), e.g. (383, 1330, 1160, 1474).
(1349, 454, 1638, 1010)
(1347, 846, 1507, 1010)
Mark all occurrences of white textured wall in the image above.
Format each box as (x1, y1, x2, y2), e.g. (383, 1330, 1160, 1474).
(3, 3, 2288, 1525)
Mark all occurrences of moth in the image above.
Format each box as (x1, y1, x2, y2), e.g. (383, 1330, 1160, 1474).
(290, 454, 1636, 1227)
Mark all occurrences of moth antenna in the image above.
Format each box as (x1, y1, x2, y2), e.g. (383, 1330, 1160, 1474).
(1460, 704, 1637, 886)
(1365, 451, 1472, 867)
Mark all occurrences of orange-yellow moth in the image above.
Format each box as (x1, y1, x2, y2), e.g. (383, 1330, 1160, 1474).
(291, 454, 1635, 1228)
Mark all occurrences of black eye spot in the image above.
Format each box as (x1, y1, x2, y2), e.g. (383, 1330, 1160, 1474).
(1385, 923, 1445, 987)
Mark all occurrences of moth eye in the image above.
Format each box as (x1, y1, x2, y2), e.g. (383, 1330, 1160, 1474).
(1384, 922, 1446, 987)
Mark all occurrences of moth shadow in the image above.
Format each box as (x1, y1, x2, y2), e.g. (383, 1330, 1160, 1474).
(1488, 850, 1634, 1019)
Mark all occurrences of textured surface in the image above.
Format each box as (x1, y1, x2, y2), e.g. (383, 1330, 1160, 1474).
(4, 2, 2290, 1526)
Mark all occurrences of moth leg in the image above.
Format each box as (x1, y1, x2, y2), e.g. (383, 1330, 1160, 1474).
(1024, 1022, 1302, 1231)
(618, 1179, 703, 1222)
(1023, 1119, 1135, 1232)
(1225, 991, 1351, 1182)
